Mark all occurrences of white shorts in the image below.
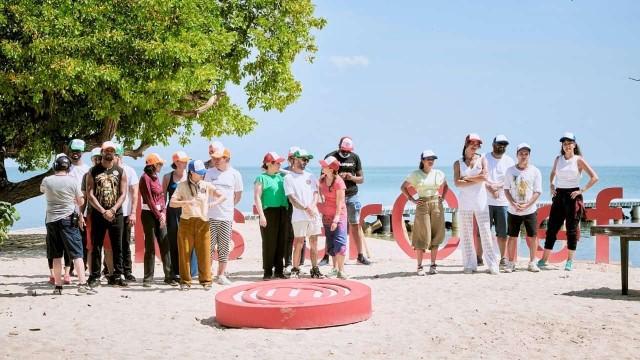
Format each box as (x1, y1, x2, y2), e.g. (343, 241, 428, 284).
(292, 220, 322, 238)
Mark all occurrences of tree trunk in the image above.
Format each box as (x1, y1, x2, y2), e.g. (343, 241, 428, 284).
(0, 153, 51, 204)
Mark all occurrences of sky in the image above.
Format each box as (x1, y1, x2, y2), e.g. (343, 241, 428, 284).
(10, 0, 640, 169)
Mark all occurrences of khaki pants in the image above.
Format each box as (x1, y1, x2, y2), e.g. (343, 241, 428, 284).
(178, 217, 212, 285)
(411, 196, 445, 250)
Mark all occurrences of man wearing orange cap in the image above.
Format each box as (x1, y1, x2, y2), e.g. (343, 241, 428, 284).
(205, 141, 243, 285)
(85, 141, 129, 287)
(324, 136, 371, 265)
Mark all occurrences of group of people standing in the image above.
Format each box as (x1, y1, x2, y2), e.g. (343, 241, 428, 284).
(41, 131, 598, 295)
(402, 132, 598, 276)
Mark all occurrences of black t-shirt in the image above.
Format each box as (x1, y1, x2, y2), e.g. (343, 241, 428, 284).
(90, 164, 124, 214)
(325, 150, 362, 197)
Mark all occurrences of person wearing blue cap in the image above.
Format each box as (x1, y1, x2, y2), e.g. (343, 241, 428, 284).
(169, 160, 225, 290)
(538, 132, 599, 271)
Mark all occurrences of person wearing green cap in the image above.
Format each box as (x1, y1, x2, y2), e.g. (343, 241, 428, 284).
(284, 149, 324, 279)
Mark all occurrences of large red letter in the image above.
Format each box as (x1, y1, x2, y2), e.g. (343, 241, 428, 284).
(585, 187, 624, 263)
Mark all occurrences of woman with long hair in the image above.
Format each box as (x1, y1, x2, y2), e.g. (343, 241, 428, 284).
(139, 153, 173, 287)
(317, 156, 349, 279)
(453, 134, 500, 275)
(169, 160, 224, 290)
(401, 150, 448, 276)
(162, 151, 197, 281)
(538, 132, 598, 271)
(254, 152, 289, 280)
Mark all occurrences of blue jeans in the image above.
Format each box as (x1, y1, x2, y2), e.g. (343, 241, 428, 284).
(488, 205, 508, 238)
(345, 194, 362, 225)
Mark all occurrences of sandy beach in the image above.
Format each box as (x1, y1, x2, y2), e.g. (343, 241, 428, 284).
(1, 221, 639, 359)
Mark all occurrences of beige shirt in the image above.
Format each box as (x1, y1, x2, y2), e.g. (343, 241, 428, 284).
(170, 180, 217, 221)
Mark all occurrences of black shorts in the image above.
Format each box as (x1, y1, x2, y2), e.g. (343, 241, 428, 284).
(507, 212, 538, 238)
(46, 216, 83, 260)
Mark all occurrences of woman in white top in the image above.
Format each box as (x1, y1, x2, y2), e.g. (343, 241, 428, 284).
(453, 134, 500, 274)
(538, 132, 598, 271)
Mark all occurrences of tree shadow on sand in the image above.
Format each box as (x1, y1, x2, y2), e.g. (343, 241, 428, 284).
(561, 287, 640, 301)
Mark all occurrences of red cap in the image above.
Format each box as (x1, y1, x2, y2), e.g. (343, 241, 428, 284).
(319, 156, 341, 171)
(465, 133, 483, 144)
(339, 137, 354, 152)
(263, 151, 285, 164)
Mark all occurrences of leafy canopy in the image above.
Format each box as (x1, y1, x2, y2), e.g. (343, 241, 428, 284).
(0, 0, 326, 170)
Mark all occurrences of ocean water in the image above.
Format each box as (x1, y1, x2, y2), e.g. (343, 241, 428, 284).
(6, 166, 640, 265)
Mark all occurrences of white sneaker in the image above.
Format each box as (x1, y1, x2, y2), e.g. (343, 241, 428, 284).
(417, 266, 426, 276)
(216, 275, 232, 286)
(337, 271, 349, 280)
(528, 261, 540, 272)
(284, 265, 292, 275)
(487, 267, 500, 275)
(504, 261, 516, 273)
(326, 268, 339, 278)
(463, 268, 474, 274)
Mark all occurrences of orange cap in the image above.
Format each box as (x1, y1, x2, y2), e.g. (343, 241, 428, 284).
(145, 153, 164, 166)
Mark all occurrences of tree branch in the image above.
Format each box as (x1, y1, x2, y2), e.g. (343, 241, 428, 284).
(124, 142, 151, 159)
(630, 77, 640, 82)
(170, 91, 226, 117)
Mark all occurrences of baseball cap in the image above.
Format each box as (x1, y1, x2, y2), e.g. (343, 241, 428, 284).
(115, 143, 124, 156)
(188, 159, 207, 176)
(421, 150, 438, 160)
(288, 146, 300, 157)
(90, 148, 102, 158)
(559, 132, 576, 142)
(319, 156, 340, 170)
(293, 149, 314, 159)
(493, 134, 509, 145)
(69, 139, 85, 152)
(172, 151, 190, 163)
(339, 137, 354, 152)
(208, 141, 226, 158)
(145, 153, 164, 166)
(465, 133, 483, 144)
(516, 143, 531, 153)
(263, 152, 285, 164)
(101, 141, 117, 151)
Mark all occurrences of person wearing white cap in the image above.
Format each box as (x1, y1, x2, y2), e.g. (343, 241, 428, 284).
(401, 150, 448, 276)
(284, 149, 324, 278)
(170, 160, 225, 290)
(453, 134, 500, 274)
(323, 136, 371, 266)
(204, 141, 243, 285)
(85, 141, 129, 287)
(503, 143, 542, 272)
(538, 132, 598, 271)
(163, 151, 198, 282)
(254, 152, 289, 280)
(282, 146, 304, 272)
(484, 135, 515, 270)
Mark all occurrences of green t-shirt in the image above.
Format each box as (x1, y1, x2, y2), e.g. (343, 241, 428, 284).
(405, 169, 445, 197)
(255, 173, 289, 209)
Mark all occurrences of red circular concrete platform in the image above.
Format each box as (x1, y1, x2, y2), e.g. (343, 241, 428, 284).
(215, 279, 372, 329)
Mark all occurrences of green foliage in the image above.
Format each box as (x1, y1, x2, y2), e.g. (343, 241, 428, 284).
(0, 201, 19, 244)
(0, 0, 326, 170)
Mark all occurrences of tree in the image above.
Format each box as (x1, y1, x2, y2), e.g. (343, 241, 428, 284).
(0, 0, 326, 204)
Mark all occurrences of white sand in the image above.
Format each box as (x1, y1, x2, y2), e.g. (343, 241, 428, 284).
(1, 221, 639, 359)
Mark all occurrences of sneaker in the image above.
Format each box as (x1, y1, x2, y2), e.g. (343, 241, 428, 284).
(499, 257, 507, 270)
(537, 259, 552, 270)
(87, 277, 100, 288)
(179, 283, 190, 291)
(124, 274, 136, 282)
(202, 284, 212, 290)
(487, 267, 500, 275)
(113, 278, 128, 287)
(63, 274, 71, 285)
(528, 261, 540, 272)
(142, 281, 152, 288)
(564, 259, 573, 271)
(290, 268, 301, 279)
(318, 254, 330, 266)
(503, 261, 513, 273)
(416, 266, 426, 276)
(326, 268, 339, 278)
(463, 268, 474, 274)
(310, 266, 325, 279)
(164, 279, 179, 287)
(337, 271, 349, 280)
(429, 264, 438, 275)
(77, 283, 97, 295)
(52, 286, 63, 295)
(357, 254, 372, 265)
(283, 265, 292, 276)
(107, 276, 116, 286)
(216, 275, 232, 286)
(477, 256, 484, 266)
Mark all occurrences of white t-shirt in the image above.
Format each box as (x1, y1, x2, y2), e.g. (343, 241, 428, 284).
(504, 164, 542, 216)
(41, 174, 82, 223)
(204, 166, 243, 221)
(121, 163, 139, 216)
(68, 163, 89, 186)
(485, 153, 515, 207)
(284, 171, 318, 222)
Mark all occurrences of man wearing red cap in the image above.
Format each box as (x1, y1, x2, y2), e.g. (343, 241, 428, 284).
(324, 137, 371, 265)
